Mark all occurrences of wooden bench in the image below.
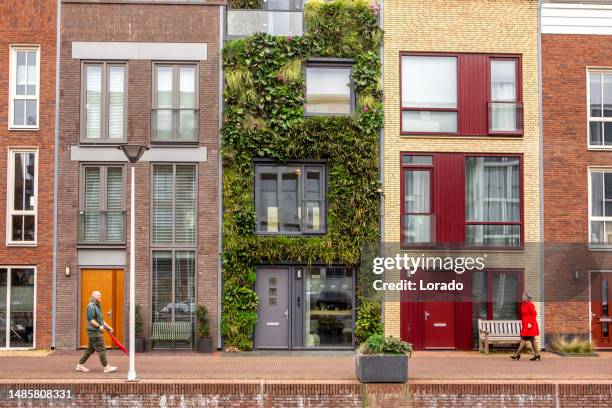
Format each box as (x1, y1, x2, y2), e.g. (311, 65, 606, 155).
(478, 319, 522, 354)
(150, 322, 193, 348)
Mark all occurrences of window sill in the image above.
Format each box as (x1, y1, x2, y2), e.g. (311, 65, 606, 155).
(400, 243, 524, 252)
(588, 146, 612, 151)
(77, 243, 127, 249)
(150, 140, 200, 146)
(305, 112, 353, 117)
(588, 245, 612, 252)
(400, 132, 524, 138)
(255, 232, 327, 237)
(79, 141, 127, 146)
(8, 126, 39, 131)
(6, 242, 37, 247)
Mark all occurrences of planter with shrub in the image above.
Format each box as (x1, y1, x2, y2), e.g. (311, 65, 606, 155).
(134, 304, 146, 353)
(196, 305, 213, 353)
(550, 335, 598, 357)
(356, 334, 412, 383)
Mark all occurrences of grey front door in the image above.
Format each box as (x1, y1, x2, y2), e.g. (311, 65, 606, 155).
(255, 268, 289, 348)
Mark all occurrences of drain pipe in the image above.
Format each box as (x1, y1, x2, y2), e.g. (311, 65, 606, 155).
(51, 0, 62, 350)
(217, 4, 225, 351)
(537, 0, 546, 350)
(378, 0, 385, 329)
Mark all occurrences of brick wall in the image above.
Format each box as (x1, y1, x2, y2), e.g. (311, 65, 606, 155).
(382, 0, 542, 341)
(0, 0, 56, 349)
(1, 382, 611, 407)
(56, 2, 222, 349)
(542, 33, 612, 339)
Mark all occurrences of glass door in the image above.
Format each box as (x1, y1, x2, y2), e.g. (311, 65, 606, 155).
(0, 267, 35, 348)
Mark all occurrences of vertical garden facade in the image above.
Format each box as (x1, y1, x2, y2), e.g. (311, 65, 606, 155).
(221, 0, 383, 350)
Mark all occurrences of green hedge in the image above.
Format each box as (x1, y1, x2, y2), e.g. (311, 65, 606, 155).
(221, 0, 383, 350)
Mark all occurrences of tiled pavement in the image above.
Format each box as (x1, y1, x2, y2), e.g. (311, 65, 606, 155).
(0, 350, 611, 382)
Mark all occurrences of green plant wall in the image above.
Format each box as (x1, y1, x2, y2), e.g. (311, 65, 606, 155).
(222, 0, 383, 350)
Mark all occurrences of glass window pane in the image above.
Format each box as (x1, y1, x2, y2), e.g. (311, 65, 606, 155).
(592, 172, 604, 217)
(15, 51, 26, 95)
(13, 100, 25, 126)
(106, 167, 124, 242)
(13, 153, 25, 211)
(152, 251, 173, 323)
(22, 215, 35, 242)
(179, 67, 196, 109)
(85, 65, 102, 139)
(405, 170, 430, 213)
(605, 173, 612, 200)
(174, 251, 195, 323)
(604, 73, 612, 118)
(591, 221, 604, 244)
(402, 155, 432, 165)
(23, 153, 35, 211)
(11, 215, 23, 242)
(108, 66, 125, 140)
(466, 224, 520, 247)
(175, 165, 196, 245)
(9, 268, 35, 348)
(402, 56, 457, 108)
(280, 169, 299, 232)
(402, 110, 457, 133)
(305, 67, 351, 114)
(590, 73, 602, 117)
(26, 51, 37, 96)
(491, 60, 516, 102)
(155, 110, 173, 140)
(605, 122, 612, 146)
(179, 110, 196, 141)
(153, 165, 174, 244)
(303, 267, 353, 347)
(25, 100, 37, 126)
(465, 156, 520, 222)
(156, 66, 173, 108)
(492, 273, 518, 320)
(258, 171, 278, 232)
(0, 269, 6, 347)
(590, 121, 603, 146)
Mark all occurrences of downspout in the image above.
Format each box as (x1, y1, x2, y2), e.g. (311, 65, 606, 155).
(217, 4, 225, 350)
(51, 0, 62, 350)
(537, 0, 546, 350)
(378, 0, 385, 327)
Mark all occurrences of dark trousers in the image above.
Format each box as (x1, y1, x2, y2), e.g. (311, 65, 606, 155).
(79, 331, 108, 367)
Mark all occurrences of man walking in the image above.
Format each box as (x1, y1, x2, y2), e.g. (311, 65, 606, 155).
(76, 291, 117, 373)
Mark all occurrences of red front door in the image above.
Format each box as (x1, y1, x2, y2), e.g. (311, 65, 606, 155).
(422, 271, 456, 349)
(592, 272, 612, 348)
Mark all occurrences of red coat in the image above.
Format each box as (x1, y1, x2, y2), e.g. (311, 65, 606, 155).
(520, 300, 539, 337)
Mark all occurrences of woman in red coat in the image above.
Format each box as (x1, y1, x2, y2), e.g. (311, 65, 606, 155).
(511, 292, 541, 361)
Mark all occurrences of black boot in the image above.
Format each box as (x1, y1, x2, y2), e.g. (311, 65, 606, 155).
(510, 354, 521, 360)
(530, 354, 541, 361)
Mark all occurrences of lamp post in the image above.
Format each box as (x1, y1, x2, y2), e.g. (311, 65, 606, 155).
(117, 144, 149, 382)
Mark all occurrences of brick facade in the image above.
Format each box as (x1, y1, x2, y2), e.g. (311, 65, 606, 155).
(56, 2, 222, 349)
(0, 0, 56, 349)
(542, 33, 612, 342)
(382, 0, 542, 347)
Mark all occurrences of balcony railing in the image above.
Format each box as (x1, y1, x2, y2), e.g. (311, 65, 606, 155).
(151, 108, 199, 143)
(402, 214, 436, 246)
(227, 10, 304, 38)
(78, 210, 126, 245)
(488, 102, 523, 135)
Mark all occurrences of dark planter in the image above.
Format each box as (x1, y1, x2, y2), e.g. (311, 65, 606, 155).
(135, 337, 145, 353)
(356, 352, 408, 383)
(197, 337, 213, 353)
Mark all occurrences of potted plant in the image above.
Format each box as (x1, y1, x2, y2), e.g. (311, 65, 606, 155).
(356, 334, 412, 383)
(134, 304, 145, 353)
(196, 304, 213, 353)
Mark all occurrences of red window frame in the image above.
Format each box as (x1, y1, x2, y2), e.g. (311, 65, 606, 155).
(399, 154, 435, 247)
(399, 52, 523, 137)
(487, 56, 523, 136)
(400, 152, 524, 250)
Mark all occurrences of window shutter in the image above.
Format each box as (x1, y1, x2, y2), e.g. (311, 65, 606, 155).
(85, 65, 102, 139)
(175, 165, 196, 245)
(106, 167, 124, 242)
(107, 66, 125, 140)
(84, 167, 101, 241)
(153, 165, 174, 244)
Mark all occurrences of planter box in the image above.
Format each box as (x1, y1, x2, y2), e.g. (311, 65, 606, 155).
(551, 351, 599, 357)
(197, 338, 214, 353)
(355, 352, 408, 383)
(135, 337, 145, 353)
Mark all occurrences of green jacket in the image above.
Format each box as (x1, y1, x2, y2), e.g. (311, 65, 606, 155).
(86, 301, 104, 333)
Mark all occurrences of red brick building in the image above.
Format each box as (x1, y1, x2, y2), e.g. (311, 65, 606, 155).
(542, 1, 612, 348)
(0, 0, 56, 349)
(55, 0, 223, 350)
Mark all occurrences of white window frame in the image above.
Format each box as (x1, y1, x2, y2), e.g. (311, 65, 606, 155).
(588, 167, 612, 250)
(6, 148, 38, 246)
(8, 46, 40, 130)
(0, 266, 37, 350)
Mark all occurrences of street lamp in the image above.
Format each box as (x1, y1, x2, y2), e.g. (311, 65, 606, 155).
(117, 144, 149, 382)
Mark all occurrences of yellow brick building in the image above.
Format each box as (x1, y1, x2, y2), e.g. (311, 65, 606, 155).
(381, 0, 542, 350)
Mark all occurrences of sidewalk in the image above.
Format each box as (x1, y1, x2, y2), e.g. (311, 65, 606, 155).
(0, 350, 611, 382)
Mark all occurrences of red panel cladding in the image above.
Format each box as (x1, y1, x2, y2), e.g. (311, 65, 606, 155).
(459, 54, 489, 135)
(434, 153, 465, 245)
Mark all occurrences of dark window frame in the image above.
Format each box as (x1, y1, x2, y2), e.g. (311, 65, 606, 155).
(304, 59, 356, 117)
(399, 154, 435, 247)
(80, 61, 128, 144)
(151, 62, 199, 144)
(77, 163, 127, 246)
(400, 152, 524, 250)
(488, 56, 523, 136)
(254, 161, 328, 236)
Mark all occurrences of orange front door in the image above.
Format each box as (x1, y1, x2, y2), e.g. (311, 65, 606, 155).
(80, 269, 124, 348)
(592, 272, 612, 348)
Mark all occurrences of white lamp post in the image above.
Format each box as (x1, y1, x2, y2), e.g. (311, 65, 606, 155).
(117, 144, 149, 382)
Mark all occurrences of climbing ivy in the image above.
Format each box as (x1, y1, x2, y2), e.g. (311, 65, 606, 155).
(222, 0, 383, 350)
